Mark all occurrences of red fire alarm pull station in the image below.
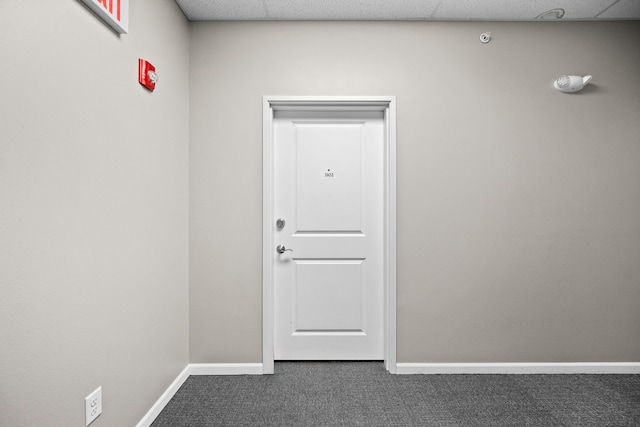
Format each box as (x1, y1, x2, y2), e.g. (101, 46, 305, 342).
(138, 59, 158, 92)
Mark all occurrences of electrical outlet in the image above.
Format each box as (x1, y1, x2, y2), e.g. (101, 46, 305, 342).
(85, 387, 102, 426)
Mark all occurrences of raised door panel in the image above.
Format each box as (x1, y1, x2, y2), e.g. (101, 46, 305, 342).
(295, 123, 363, 233)
(293, 260, 364, 332)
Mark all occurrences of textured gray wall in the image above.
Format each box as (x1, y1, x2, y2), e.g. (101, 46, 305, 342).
(189, 21, 640, 363)
(0, 1, 189, 425)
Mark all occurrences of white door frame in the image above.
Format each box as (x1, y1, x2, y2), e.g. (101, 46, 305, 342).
(262, 96, 397, 374)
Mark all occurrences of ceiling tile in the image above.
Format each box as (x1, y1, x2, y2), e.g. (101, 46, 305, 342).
(176, 0, 267, 20)
(265, 0, 442, 20)
(596, 0, 640, 19)
(432, 0, 619, 20)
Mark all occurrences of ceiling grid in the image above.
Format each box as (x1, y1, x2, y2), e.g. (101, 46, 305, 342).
(175, 0, 640, 21)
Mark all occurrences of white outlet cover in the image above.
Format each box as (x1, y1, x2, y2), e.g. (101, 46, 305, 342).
(85, 386, 102, 426)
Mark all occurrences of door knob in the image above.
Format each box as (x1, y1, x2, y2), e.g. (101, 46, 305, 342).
(276, 244, 293, 254)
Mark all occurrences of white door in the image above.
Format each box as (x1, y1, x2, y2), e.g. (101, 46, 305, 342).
(272, 109, 384, 360)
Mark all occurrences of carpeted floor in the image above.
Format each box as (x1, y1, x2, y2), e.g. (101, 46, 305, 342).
(151, 362, 640, 426)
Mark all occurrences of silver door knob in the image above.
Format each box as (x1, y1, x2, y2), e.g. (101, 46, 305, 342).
(276, 244, 293, 254)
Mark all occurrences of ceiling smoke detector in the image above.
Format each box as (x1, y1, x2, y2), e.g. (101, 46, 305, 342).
(536, 8, 566, 19)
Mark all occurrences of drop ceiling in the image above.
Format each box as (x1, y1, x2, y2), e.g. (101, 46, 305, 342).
(175, 0, 640, 21)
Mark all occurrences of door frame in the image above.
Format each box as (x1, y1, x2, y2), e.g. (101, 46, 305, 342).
(262, 96, 396, 374)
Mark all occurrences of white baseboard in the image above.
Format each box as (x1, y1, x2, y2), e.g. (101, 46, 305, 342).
(136, 363, 264, 427)
(396, 362, 640, 375)
(135, 365, 191, 427)
(189, 363, 264, 376)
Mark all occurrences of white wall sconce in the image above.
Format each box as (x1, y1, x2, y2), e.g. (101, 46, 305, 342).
(554, 75, 592, 93)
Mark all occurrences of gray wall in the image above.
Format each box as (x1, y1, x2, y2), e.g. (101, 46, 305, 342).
(189, 21, 640, 363)
(1, 11, 639, 426)
(0, 1, 189, 426)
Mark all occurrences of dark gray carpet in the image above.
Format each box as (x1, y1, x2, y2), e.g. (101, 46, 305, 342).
(151, 362, 640, 426)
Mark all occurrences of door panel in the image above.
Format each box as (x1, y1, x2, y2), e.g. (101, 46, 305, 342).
(273, 110, 384, 360)
(295, 124, 363, 232)
(294, 259, 364, 332)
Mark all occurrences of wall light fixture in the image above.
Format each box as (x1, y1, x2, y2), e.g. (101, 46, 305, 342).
(554, 75, 592, 93)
